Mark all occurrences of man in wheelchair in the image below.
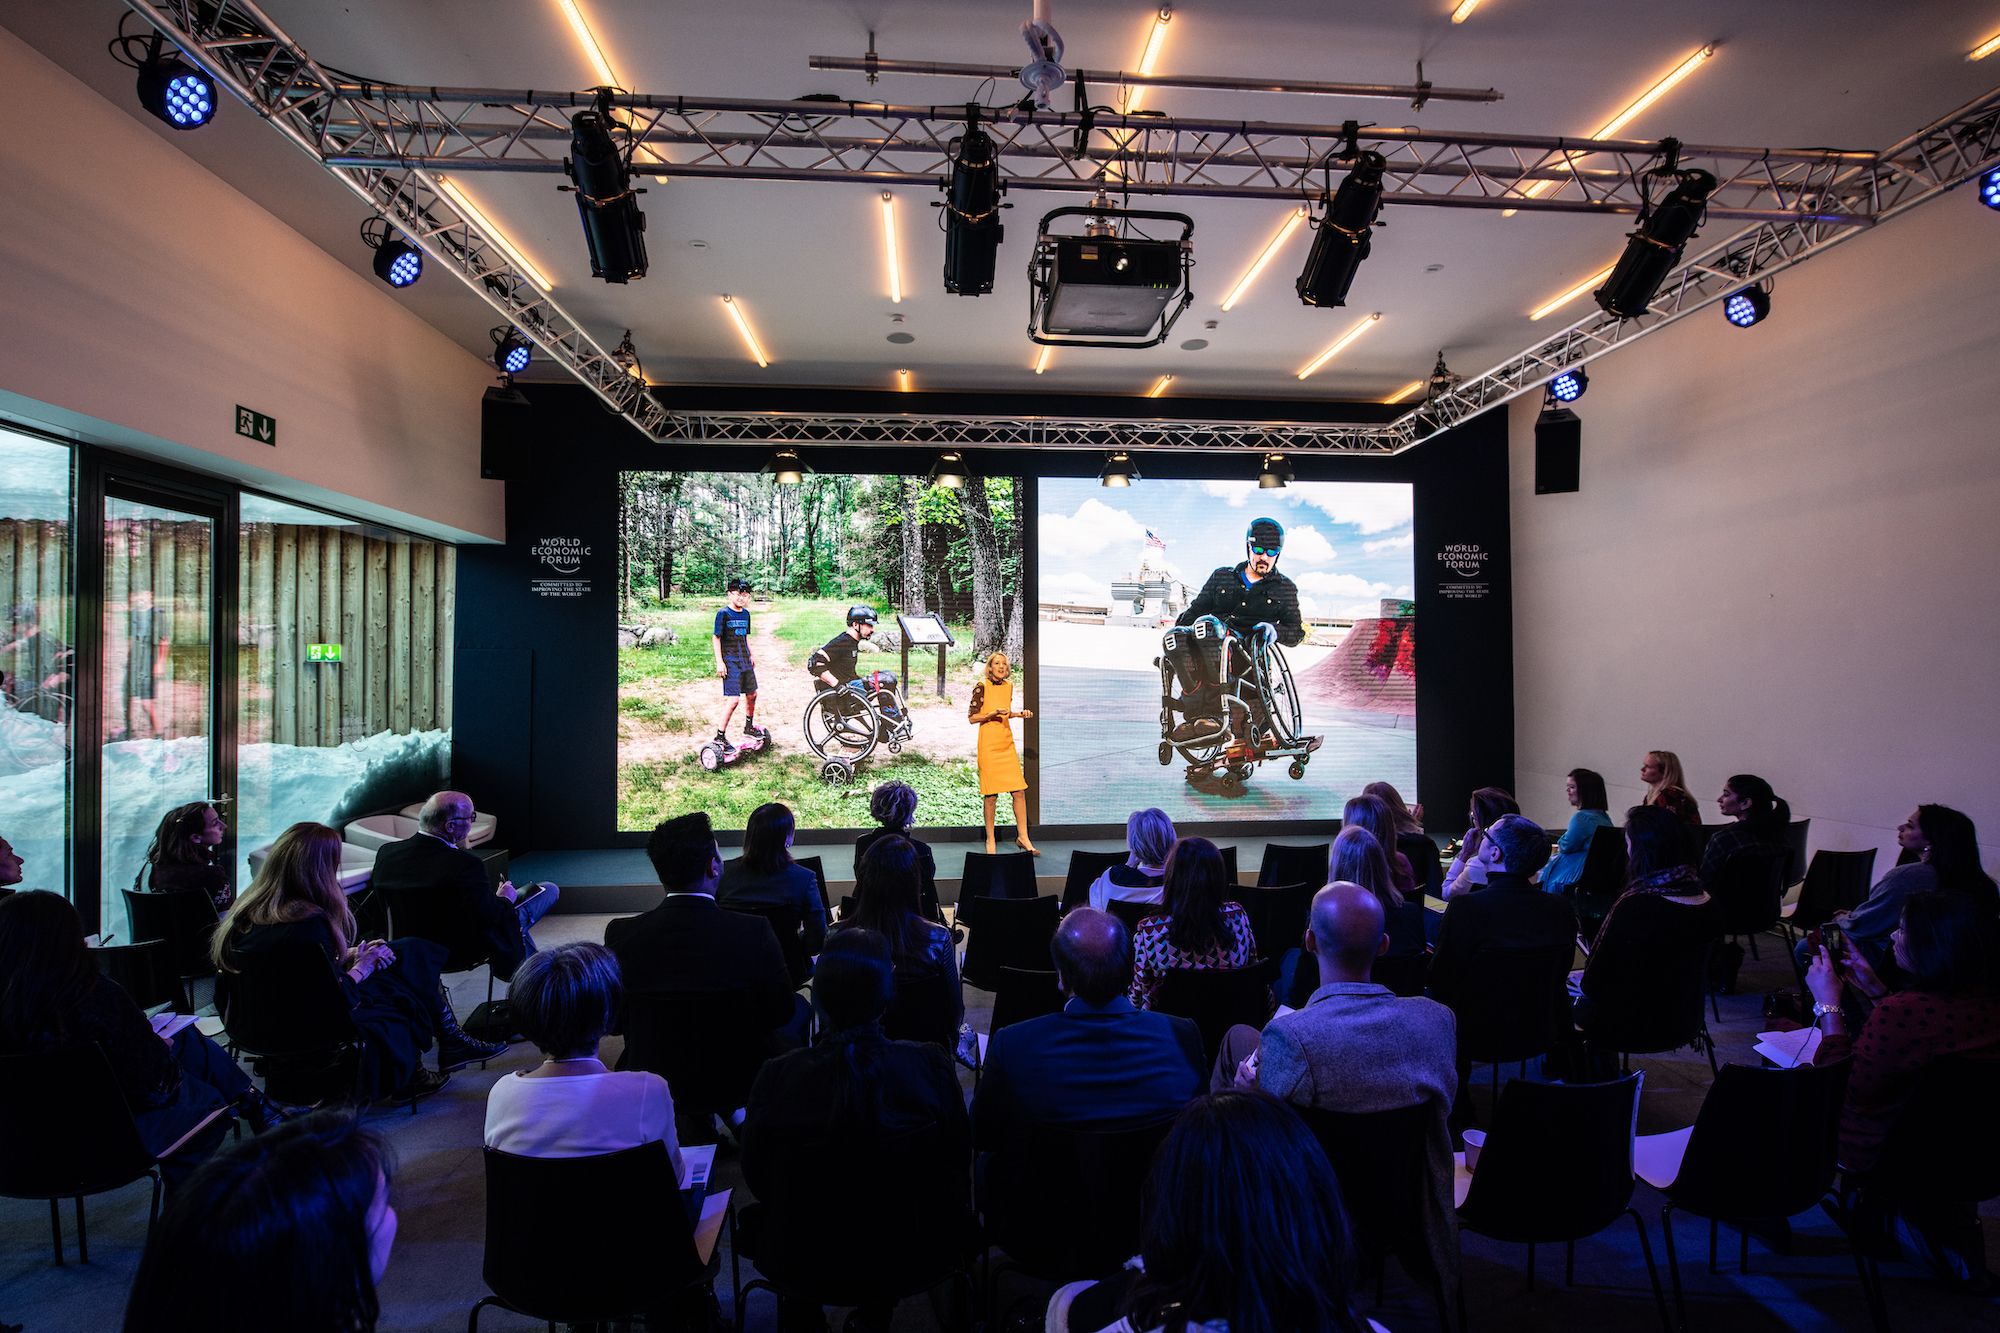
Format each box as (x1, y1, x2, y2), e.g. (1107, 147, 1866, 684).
(1161, 517, 1315, 761)
(806, 605, 904, 737)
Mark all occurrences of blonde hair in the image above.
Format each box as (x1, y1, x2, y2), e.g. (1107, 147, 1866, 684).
(1645, 750, 1688, 804)
(211, 822, 355, 973)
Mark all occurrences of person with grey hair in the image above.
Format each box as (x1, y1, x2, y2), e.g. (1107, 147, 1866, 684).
(854, 781, 940, 921)
(482, 942, 686, 1184)
(1425, 813, 1577, 1015)
(1085, 807, 1177, 913)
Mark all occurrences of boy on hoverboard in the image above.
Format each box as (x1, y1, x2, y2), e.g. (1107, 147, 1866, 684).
(710, 578, 768, 762)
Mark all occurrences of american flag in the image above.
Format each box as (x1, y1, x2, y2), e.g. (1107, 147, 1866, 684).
(1144, 529, 1166, 551)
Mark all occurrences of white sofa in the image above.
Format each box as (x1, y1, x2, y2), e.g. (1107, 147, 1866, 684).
(342, 806, 497, 853)
(247, 840, 377, 894)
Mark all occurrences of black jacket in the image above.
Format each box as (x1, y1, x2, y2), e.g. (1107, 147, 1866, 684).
(1177, 562, 1305, 646)
(605, 893, 797, 1032)
(809, 631, 863, 685)
(365, 834, 524, 980)
(1425, 873, 1578, 1009)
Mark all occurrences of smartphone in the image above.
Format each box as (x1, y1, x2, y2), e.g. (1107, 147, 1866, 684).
(1822, 922, 1845, 956)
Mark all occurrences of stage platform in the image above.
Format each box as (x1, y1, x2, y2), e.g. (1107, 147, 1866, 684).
(511, 834, 1383, 914)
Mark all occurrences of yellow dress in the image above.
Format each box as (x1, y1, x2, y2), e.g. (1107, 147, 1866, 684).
(971, 677, 1026, 796)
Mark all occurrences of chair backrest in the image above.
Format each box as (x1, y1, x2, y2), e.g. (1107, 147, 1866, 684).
(1587, 937, 1714, 1057)
(1792, 848, 1878, 930)
(91, 939, 184, 1012)
(482, 1141, 705, 1323)
(983, 1116, 1175, 1281)
(121, 887, 221, 981)
(1293, 1101, 1433, 1269)
(1398, 833, 1444, 895)
(1149, 958, 1281, 1069)
(621, 990, 771, 1117)
(1688, 823, 1717, 860)
(370, 884, 462, 951)
(1257, 843, 1330, 888)
(1459, 1072, 1642, 1242)
(218, 939, 362, 1055)
(0, 1044, 160, 1199)
(881, 968, 959, 1050)
(1368, 950, 1429, 999)
(1449, 942, 1576, 1065)
(1782, 820, 1811, 888)
(793, 855, 829, 909)
(1103, 897, 1161, 940)
(1571, 825, 1630, 931)
(961, 851, 1039, 901)
(1869, 1056, 2000, 1204)
(1667, 1059, 1852, 1221)
(1061, 850, 1129, 913)
(991, 967, 1065, 1033)
(1708, 846, 1793, 935)
(724, 902, 809, 986)
(1217, 845, 1239, 885)
(961, 895, 1061, 990)
(1242, 882, 1315, 962)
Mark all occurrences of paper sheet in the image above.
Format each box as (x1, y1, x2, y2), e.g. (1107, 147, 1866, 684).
(1753, 1026, 1823, 1069)
(149, 1013, 200, 1042)
(682, 1143, 717, 1191)
(693, 1188, 731, 1265)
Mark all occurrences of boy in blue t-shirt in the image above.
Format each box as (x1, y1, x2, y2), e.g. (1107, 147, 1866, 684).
(712, 579, 765, 752)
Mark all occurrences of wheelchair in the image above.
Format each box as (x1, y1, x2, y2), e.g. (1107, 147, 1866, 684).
(1155, 616, 1321, 791)
(800, 671, 915, 784)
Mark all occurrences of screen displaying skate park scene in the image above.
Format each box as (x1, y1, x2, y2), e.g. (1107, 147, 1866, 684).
(614, 470, 1024, 832)
(1037, 478, 1416, 826)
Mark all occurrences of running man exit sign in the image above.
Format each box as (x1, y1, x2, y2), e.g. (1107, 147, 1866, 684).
(306, 643, 342, 662)
(235, 405, 276, 445)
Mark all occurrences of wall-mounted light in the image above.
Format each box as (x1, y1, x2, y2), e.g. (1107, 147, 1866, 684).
(1099, 450, 1141, 487)
(721, 294, 769, 366)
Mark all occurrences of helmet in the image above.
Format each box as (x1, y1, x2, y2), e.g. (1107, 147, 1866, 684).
(1247, 517, 1285, 551)
(847, 605, 879, 627)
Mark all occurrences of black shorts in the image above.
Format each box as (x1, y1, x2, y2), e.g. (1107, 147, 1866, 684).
(722, 663, 758, 697)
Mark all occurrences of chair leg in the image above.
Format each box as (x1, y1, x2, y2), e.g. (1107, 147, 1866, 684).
(1626, 1208, 1672, 1333)
(75, 1195, 87, 1264)
(47, 1197, 62, 1266)
(1660, 1204, 1689, 1333)
(1747, 934, 1760, 960)
(1710, 989, 1720, 1023)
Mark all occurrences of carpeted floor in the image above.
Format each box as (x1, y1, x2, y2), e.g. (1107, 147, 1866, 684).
(4, 915, 1996, 1333)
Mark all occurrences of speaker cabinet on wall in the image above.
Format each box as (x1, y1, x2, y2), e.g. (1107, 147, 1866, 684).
(481, 384, 533, 480)
(1534, 407, 1581, 494)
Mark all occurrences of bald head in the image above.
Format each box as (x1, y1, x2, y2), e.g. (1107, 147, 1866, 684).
(1051, 907, 1135, 1007)
(1307, 881, 1388, 981)
(418, 791, 475, 844)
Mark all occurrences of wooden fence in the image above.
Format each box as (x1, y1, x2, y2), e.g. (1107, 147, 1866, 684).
(0, 518, 72, 706)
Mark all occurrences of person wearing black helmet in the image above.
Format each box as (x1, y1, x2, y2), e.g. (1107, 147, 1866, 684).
(1166, 517, 1304, 745)
(810, 605, 879, 691)
(711, 578, 765, 757)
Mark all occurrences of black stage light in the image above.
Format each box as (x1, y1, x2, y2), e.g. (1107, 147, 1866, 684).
(1258, 453, 1294, 489)
(612, 330, 643, 379)
(1596, 169, 1716, 318)
(1030, 205, 1194, 348)
(1296, 151, 1386, 308)
(1099, 450, 1141, 487)
(135, 48, 215, 130)
(929, 451, 970, 489)
(763, 449, 811, 485)
(1548, 366, 1588, 402)
(361, 219, 423, 288)
(564, 107, 648, 283)
(1534, 403, 1582, 494)
(1982, 165, 2000, 210)
(1723, 285, 1769, 328)
(941, 106, 1007, 295)
(491, 326, 533, 375)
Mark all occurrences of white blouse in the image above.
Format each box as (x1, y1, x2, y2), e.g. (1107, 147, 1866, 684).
(483, 1067, 688, 1187)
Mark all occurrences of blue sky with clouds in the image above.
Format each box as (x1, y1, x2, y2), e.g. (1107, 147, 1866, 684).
(1039, 478, 1414, 619)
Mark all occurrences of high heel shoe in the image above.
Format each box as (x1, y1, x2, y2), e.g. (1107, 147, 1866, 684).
(1014, 838, 1041, 856)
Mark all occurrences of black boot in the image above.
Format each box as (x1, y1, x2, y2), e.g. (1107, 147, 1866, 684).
(237, 1086, 312, 1134)
(436, 983, 508, 1072)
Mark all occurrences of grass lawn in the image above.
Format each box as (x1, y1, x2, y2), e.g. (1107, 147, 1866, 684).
(616, 749, 985, 831)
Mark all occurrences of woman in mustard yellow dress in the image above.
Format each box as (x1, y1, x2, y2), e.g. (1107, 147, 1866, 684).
(969, 651, 1038, 856)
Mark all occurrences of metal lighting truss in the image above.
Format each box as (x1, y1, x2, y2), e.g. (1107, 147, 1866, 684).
(658, 412, 1405, 455)
(122, 0, 2000, 453)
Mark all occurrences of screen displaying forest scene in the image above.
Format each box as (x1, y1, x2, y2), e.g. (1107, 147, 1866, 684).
(616, 471, 1024, 831)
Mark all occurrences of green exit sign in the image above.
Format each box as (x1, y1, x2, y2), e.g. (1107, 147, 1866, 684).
(235, 405, 276, 446)
(307, 643, 342, 662)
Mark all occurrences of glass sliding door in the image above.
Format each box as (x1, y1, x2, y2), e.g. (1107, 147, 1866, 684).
(0, 428, 74, 897)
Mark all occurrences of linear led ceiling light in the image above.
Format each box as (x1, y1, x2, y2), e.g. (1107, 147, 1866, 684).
(897, 368, 913, 391)
(1595, 167, 1716, 317)
(1033, 345, 1054, 374)
(1382, 380, 1424, 404)
(1123, 7, 1174, 113)
(1146, 375, 1175, 398)
(1258, 453, 1294, 488)
(1505, 43, 1717, 214)
(1221, 207, 1308, 311)
(1297, 153, 1387, 308)
(1529, 265, 1614, 321)
(490, 326, 533, 375)
(1972, 32, 2000, 61)
(1450, 0, 1482, 22)
(881, 192, 904, 303)
(721, 294, 769, 366)
(434, 176, 552, 291)
(554, 0, 618, 85)
(929, 451, 969, 488)
(1296, 312, 1381, 379)
(564, 104, 648, 283)
(1099, 450, 1142, 487)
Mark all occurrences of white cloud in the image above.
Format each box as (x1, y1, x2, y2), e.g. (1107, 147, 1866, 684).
(1039, 498, 1148, 556)
(1291, 482, 1413, 535)
(1296, 594, 1322, 617)
(1198, 480, 1260, 507)
(1039, 572, 1117, 610)
(1292, 570, 1398, 600)
(1278, 524, 1335, 566)
(1363, 532, 1414, 554)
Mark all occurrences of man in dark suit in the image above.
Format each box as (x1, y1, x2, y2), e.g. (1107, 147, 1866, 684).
(1425, 813, 1578, 1008)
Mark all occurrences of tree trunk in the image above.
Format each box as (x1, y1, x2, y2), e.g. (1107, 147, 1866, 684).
(618, 480, 630, 616)
(900, 476, 925, 615)
(1004, 475, 1024, 664)
(957, 474, 1004, 658)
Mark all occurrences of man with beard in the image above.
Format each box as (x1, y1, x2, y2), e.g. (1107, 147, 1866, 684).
(1164, 517, 1305, 755)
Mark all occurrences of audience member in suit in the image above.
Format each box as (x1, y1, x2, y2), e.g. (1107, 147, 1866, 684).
(1809, 891, 2000, 1288)
(1441, 786, 1522, 898)
(1699, 773, 1793, 886)
(1573, 807, 1723, 1046)
(1544, 768, 1614, 895)
(1427, 814, 1577, 1012)
(1825, 804, 1999, 976)
(835, 834, 962, 1034)
(1086, 807, 1176, 914)
(1046, 1090, 1385, 1333)
(606, 810, 809, 1056)
(1640, 749, 1702, 826)
(137, 800, 233, 911)
(364, 790, 558, 985)
(1331, 826, 1425, 961)
(738, 930, 973, 1333)
(973, 906, 1204, 1151)
(1343, 795, 1417, 896)
(124, 1109, 398, 1333)
(214, 823, 472, 1100)
(719, 801, 828, 979)
(1128, 837, 1258, 1010)
(855, 780, 942, 922)
(1211, 882, 1460, 1314)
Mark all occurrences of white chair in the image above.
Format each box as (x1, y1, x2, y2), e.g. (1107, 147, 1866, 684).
(247, 840, 377, 894)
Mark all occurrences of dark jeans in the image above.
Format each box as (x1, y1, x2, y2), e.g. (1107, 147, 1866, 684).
(139, 1029, 248, 1184)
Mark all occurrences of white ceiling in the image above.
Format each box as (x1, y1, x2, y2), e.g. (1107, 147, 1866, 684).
(7, 0, 1998, 403)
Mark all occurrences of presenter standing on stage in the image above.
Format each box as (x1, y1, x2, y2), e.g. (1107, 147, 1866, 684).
(970, 652, 1038, 856)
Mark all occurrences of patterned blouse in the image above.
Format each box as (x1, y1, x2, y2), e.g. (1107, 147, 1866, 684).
(1128, 901, 1257, 1009)
(1814, 989, 2000, 1170)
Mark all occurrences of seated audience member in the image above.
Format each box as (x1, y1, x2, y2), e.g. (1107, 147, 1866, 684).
(738, 930, 972, 1333)
(364, 790, 558, 985)
(214, 823, 464, 1099)
(837, 835, 963, 1035)
(607, 811, 808, 1052)
(0, 832, 22, 901)
(0, 891, 287, 1183)
(1427, 814, 1575, 1011)
(1367, 780, 1441, 895)
(1572, 807, 1722, 1045)
(1809, 891, 2000, 1287)
(123, 1109, 397, 1333)
(1640, 750, 1702, 825)
(1047, 1090, 1385, 1333)
(1087, 807, 1176, 913)
(855, 781, 941, 920)
(138, 800, 233, 911)
(1441, 786, 1522, 898)
(1342, 794, 1418, 895)
(1331, 827, 1425, 959)
(1128, 838, 1258, 1010)
(719, 801, 828, 974)
(1543, 768, 1613, 895)
(483, 941, 686, 1185)
(1699, 773, 1793, 885)
(1828, 805, 1999, 976)
(973, 907, 1204, 1147)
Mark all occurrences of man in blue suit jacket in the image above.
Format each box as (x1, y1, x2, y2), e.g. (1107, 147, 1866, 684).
(972, 907, 1205, 1147)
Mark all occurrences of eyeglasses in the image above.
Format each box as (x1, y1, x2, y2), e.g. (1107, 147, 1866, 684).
(1249, 545, 1281, 558)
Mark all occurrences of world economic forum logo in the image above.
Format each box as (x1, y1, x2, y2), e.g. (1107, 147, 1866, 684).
(531, 536, 589, 574)
(1437, 543, 1487, 579)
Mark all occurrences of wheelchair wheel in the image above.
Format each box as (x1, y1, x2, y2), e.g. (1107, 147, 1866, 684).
(802, 688, 879, 766)
(1159, 741, 1173, 765)
(1289, 761, 1307, 780)
(1251, 640, 1304, 747)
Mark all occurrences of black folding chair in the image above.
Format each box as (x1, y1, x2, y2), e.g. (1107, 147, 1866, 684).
(1583, 939, 1721, 1076)
(982, 1116, 1175, 1299)
(1781, 820, 1811, 892)
(1295, 1102, 1454, 1329)
(1061, 849, 1129, 914)
(961, 895, 1060, 991)
(1571, 825, 1631, 936)
(960, 851, 1038, 903)
(1104, 896, 1161, 940)
(990, 966, 1065, 1034)
(1400, 833, 1445, 896)
(793, 854, 829, 910)
(1448, 942, 1576, 1102)
(469, 1141, 719, 1330)
(1706, 846, 1792, 959)
(621, 989, 774, 1144)
(369, 883, 499, 1011)
(1149, 958, 1281, 1070)
(1257, 842, 1327, 887)
(882, 969, 960, 1051)
(723, 902, 810, 987)
(1242, 882, 1315, 962)
(122, 886, 219, 1009)
(1216, 844, 1240, 885)
(216, 942, 386, 1111)
(1779, 848, 1878, 954)
(91, 939, 186, 1013)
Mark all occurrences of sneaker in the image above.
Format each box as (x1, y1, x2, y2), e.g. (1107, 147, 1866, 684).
(1170, 717, 1223, 743)
(377, 1067, 451, 1106)
(438, 1031, 509, 1073)
(742, 721, 769, 740)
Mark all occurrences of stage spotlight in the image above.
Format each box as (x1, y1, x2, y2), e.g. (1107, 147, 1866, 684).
(764, 449, 811, 485)
(1031, 201, 1195, 347)
(1981, 165, 2000, 210)
(1723, 286, 1769, 328)
(1595, 168, 1716, 318)
(490, 327, 533, 375)
(361, 219, 424, 288)
(1258, 454, 1294, 489)
(1099, 450, 1141, 487)
(1548, 366, 1588, 402)
(1296, 151, 1386, 308)
(611, 330, 644, 380)
(563, 107, 648, 283)
(929, 451, 970, 489)
(942, 106, 1007, 295)
(135, 49, 215, 130)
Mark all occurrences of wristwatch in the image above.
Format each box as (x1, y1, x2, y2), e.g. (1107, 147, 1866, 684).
(1812, 1002, 1841, 1019)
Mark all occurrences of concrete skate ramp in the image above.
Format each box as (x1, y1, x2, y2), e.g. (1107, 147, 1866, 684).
(1296, 618, 1414, 717)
